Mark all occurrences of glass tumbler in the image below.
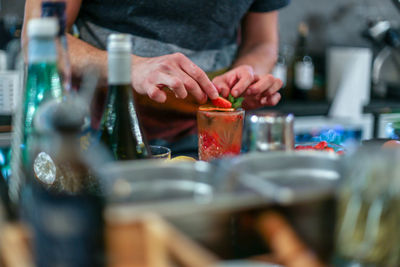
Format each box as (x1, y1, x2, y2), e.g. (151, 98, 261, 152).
(242, 111, 294, 152)
(197, 109, 244, 161)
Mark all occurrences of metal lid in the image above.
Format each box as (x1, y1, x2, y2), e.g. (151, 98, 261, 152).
(107, 34, 132, 53)
(33, 95, 87, 134)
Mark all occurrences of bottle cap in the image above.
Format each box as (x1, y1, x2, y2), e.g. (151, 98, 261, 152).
(41, 1, 67, 36)
(27, 17, 59, 38)
(52, 95, 87, 133)
(107, 34, 132, 53)
(34, 95, 86, 134)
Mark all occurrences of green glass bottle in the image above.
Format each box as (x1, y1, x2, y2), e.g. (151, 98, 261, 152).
(22, 18, 63, 168)
(100, 34, 151, 160)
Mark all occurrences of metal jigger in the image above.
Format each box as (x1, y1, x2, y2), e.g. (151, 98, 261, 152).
(242, 111, 295, 152)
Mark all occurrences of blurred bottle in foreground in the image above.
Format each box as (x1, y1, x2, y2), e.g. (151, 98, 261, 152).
(21, 18, 63, 173)
(292, 22, 315, 101)
(100, 34, 151, 160)
(24, 96, 105, 266)
(334, 147, 400, 266)
(31, 96, 102, 193)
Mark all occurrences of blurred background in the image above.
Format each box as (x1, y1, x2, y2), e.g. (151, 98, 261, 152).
(2, 0, 399, 51)
(2, 0, 400, 147)
(280, 0, 399, 52)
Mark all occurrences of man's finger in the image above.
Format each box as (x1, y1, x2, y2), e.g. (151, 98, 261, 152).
(246, 74, 274, 95)
(147, 86, 167, 103)
(180, 73, 207, 103)
(177, 53, 219, 99)
(157, 72, 188, 99)
(261, 78, 283, 97)
(261, 93, 281, 106)
(229, 66, 255, 97)
(212, 77, 230, 98)
(231, 72, 254, 97)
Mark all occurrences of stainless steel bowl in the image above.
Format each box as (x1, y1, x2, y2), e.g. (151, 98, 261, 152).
(100, 160, 253, 258)
(230, 151, 341, 204)
(227, 151, 341, 260)
(99, 152, 342, 260)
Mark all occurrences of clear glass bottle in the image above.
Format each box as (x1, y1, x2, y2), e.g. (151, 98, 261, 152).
(21, 18, 63, 171)
(25, 97, 105, 267)
(100, 34, 151, 160)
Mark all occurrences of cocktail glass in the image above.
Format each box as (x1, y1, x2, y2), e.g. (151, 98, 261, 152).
(197, 109, 244, 161)
(149, 145, 171, 160)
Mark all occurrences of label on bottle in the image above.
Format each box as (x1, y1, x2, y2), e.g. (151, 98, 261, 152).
(29, 39, 57, 63)
(29, 184, 104, 267)
(295, 61, 314, 90)
(272, 63, 287, 87)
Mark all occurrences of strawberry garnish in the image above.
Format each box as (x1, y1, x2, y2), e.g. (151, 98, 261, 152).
(212, 96, 232, 109)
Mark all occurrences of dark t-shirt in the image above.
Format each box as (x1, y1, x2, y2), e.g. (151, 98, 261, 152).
(79, 0, 289, 51)
(78, 0, 290, 143)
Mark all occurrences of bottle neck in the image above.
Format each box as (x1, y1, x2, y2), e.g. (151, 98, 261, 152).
(28, 37, 57, 64)
(41, 1, 67, 37)
(296, 34, 308, 56)
(108, 50, 131, 85)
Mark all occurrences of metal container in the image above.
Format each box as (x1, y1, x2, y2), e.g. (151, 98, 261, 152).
(231, 151, 340, 204)
(242, 111, 294, 152)
(101, 159, 263, 256)
(100, 152, 341, 260)
(227, 151, 341, 260)
(335, 147, 400, 266)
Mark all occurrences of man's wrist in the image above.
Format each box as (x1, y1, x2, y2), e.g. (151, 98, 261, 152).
(233, 43, 278, 75)
(132, 54, 146, 65)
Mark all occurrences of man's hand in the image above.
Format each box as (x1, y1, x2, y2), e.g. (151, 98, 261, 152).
(131, 53, 219, 103)
(212, 65, 282, 110)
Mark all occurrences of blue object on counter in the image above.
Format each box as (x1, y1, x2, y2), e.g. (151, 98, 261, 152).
(295, 126, 362, 146)
(385, 121, 400, 139)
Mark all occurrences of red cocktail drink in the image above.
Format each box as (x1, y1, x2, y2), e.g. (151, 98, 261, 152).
(197, 108, 244, 161)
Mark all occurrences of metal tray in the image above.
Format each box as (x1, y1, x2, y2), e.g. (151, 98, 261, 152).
(102, 151, 341, 213)
(99, 151, 342, 259)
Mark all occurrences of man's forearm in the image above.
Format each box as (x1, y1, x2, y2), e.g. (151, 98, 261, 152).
(232, 42, 278, 76)
(67, 34, 108, 86)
